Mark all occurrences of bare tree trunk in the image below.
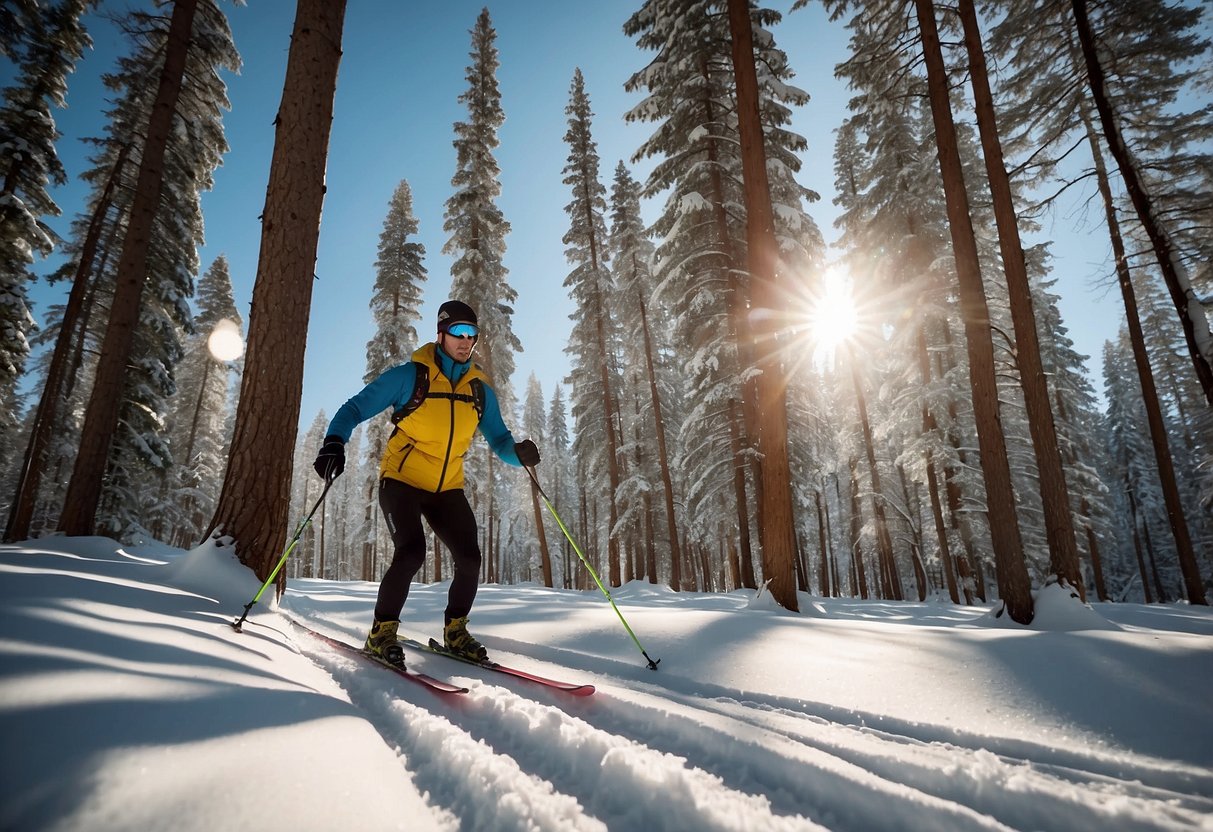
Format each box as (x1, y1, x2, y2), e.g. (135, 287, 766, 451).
(727, 400, 757, 589)
(58, 0, 198, 534)
(914, 0, 1033, 623)
(207, 0, 346, 580)
(815, 490, 830, 596)
(726, 0, 799, 610)
(638, 294, 683, 589)
(848, 455, 869, 599)
(1069, 0, 1213, 408)
(847, 345, 903, 600)
(958, 0, 1083, 594)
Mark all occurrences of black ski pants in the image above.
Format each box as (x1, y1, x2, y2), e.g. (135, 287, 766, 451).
(374, 478, 481, 625)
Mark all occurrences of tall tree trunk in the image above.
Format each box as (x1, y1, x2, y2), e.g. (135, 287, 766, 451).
(727, 399, 757, 589)
(699, 56, 765, 547)
(638, 293, 683, 590)
(917, 329, 959, 603)
(58, 0, 198, 535)
(1078, 100, 1207, 605)
(847, 345, 903, 600)
(726, 0, 799, 611)
(815, 489, 830, 596)
(1127, 485, 1152, 603)
(207, 0, 346, 580)
(848, 455, 869, 599)
(5, 144, 128, 541)
(531, 478, 553, 587)
(1069, 0, 1213, 408)
(913, 0, 1033, 623)
(958, 0, 1083, 595)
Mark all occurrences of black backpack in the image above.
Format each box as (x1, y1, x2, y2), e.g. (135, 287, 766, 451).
(390, 361, 485, 425)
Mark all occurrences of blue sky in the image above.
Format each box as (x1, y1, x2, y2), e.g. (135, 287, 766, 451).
(19, 0, 1122, 436)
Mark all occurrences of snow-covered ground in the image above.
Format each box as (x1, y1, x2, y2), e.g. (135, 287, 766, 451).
(1, 536, 1210, 831)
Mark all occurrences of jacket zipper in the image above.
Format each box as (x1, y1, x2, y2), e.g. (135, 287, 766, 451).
(435, 394, 457, 491)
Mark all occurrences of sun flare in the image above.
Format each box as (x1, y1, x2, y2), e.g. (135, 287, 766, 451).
(207, 318, 245, 362)
(809, 268, 858, 353)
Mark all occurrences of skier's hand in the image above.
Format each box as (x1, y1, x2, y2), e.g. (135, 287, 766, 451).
(313, 435, 345, 482)
(515, 439, 541, 467)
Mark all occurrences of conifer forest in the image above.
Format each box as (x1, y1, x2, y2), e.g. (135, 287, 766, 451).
(1, 0, 1210, 623)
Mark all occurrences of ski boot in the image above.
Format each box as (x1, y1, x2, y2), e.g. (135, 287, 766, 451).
(443, 616, 488, 662)
(365, 619, 405, 668)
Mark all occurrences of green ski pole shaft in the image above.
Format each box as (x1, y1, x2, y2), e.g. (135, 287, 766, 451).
(525, 466, 660, 670)
(231, 477, 334, 632)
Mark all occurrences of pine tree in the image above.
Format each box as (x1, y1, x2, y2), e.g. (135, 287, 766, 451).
(361, 178, 426, 580)
(93, 1, 239, 541)
(608, 160, 685, 589)
(442, 7, 519, 581)
(626, 0, 822, 590)
(58, 0, 201, 535)
(164, 255, 242, 547)
(209, 0, 346, 581)
(0, 0, 91, 448)
(562, 68, 625, 586)
(547, 384, 574, 587)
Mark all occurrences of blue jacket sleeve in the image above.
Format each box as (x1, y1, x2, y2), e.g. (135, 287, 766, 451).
(325, 363, 417, 442)
(478, 383, 521, 466)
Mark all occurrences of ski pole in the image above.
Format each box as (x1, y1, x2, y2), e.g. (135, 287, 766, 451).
(231, 477, 334, 632)
(524, 465, 661, 670)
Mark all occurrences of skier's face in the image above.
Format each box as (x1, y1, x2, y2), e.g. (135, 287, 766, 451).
(439, 325, 477, 362)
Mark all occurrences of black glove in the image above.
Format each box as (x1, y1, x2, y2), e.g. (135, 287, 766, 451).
(514, 439, 541, 467)
(313, 435, 345, 481)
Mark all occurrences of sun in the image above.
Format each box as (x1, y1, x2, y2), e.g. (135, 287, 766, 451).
(809, 267, 858, 355)
(207, 318, 245, 362)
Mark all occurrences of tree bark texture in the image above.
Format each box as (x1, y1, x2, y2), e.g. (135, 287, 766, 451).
(957, 0, 1083, 595)
(726, 0, 799, 611)
(58, 0, 198, 535)
(208, 0, 346, 581)
(913, 0, 1033, 623)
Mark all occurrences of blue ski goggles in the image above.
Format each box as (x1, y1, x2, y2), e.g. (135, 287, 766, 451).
(443, 322, 479, 340)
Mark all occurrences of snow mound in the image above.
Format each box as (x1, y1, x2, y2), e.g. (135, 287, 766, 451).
(1029, 581, 1122, 632)
(161, 533, 262, 605)
(976, 580, 1121, 632)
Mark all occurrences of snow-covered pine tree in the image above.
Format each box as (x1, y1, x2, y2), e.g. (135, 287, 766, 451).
(0, 0, 39, 57)
(561, 68, 625, 587)
(0, 0, 90, 455)
(442, 8, 520, 583)
(293, 410, 329, 579)
(517, 373, 551, 585)
(608, 160, 685, 587)
(546, 384, 574, 587)
(361, 178, 426, 580)
(1102, 336, 1174, 602)
(86, 1, 239, 542)
(626, 0, 823, 590)
(163, 255, 242, 548)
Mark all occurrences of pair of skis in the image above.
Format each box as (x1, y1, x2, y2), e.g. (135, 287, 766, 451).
(288, 617, 594, 697)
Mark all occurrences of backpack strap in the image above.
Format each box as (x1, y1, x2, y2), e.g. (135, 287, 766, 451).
(426, 379, 485, 424)
(390, 361, 429, 424)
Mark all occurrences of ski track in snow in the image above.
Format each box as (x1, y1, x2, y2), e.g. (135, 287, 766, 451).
(286, 614, 1212, 832)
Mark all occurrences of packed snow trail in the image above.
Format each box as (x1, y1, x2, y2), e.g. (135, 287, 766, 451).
(4, 539, 1210, 832)
(285, 609, 1213, 832)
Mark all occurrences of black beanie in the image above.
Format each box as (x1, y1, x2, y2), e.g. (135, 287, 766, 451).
(437, 300, 478, 331)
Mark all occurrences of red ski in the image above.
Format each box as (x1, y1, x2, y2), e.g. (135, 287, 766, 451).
(397, 636, 595, 696)
(287, 618, 468, 694)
